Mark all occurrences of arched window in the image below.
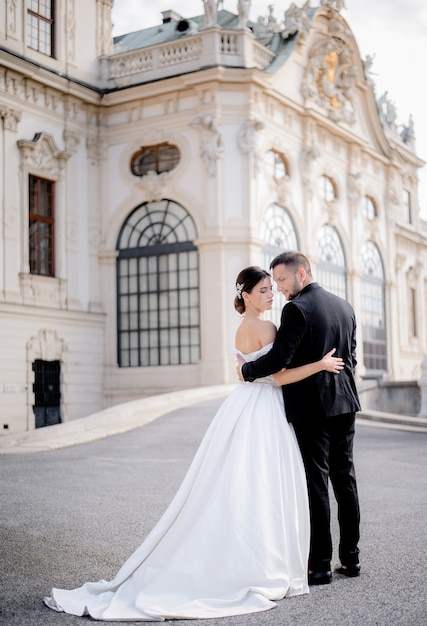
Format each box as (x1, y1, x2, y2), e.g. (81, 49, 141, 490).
(361, 195, 377, 219)
(130, 143, 180, 177)
(261, 203, 298, 324)
(360, 241, 387, 374)
(318, 175, 337, 202)
(264, 150, 289, 180)
(315, 224, 347, 298)
(116, 200, 200, 367)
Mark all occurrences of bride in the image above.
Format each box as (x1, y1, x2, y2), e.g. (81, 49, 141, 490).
(44, 265, 343, 621)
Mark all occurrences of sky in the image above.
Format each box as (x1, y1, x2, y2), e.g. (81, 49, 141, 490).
(111, 0, 427, 214)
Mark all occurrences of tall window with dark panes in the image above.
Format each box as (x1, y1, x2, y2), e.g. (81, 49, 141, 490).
(29, 175, 55, 276)
(26, 0, 55, 57)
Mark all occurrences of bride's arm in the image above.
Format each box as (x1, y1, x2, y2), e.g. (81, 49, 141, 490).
(272, 349, 343, 386)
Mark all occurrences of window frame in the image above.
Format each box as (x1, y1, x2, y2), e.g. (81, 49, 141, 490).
(317, 175, 337, 202)
(130, 143, 181, 177)
(26, 0, 55, 58)
(116, 199, 200, 368)
(28, 174, 55, 277)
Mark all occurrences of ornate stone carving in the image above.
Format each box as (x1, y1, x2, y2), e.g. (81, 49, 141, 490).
(203, 0, 219, 28)
(17, 132, 70, 177)
(320, 0, 346, 10)
(378, 92, 397, 128)
(20, 274, 68, 309)
(0, 104, 22, 131)
(66, 0, 76, 62)
(6, 0, 17, 35)
(400, 115, 415, 148)
(347, 172, 361, 204)
(237, 1, 251, 29)
(275, 175, 291, 207)
(237, 118, 265, 175)
(27, 328, 68, 362)
(86, 135, 108, 163)
(302, 19, 357, 124)
(138, 171, 170, 202)
(190, 114, 224, 176)
(282, 2, 310, 43)
(63, 129, 80, 154)
(97, 0, 114, 56)
(300, 136, 320, 186)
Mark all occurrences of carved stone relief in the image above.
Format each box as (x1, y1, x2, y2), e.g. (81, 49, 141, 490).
(6, 0, 17, 35)
(17, 132, 70, 178)
(190, 114, 224, 176)
(138, 171, 170, 202)
(237, 119, 265, 176)
(282, 1, 311, 43)
(66, 0, 76, 62)
(302, 18, 357, 124)
(0, 104, 22, 131)
(27, 329, 68, 362)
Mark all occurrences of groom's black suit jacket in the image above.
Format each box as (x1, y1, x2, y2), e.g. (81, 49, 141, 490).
(242, 282, 361, 423)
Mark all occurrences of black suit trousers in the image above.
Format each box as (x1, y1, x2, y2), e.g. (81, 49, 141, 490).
(293, 412, 360, 571)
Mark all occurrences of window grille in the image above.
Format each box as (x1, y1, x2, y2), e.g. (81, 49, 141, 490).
(261, 203, 298, 325)
(360, 242, 387, 373)
(315, 224, 347, 299)
(117, 200, 200, 367)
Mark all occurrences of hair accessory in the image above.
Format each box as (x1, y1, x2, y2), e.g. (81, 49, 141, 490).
(236, 282, 244, 299)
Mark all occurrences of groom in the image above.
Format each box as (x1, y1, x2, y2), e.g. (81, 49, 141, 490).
(237, 251, 361, 585)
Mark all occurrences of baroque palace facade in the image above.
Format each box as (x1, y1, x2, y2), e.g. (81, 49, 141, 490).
(0, 0, 426, 434)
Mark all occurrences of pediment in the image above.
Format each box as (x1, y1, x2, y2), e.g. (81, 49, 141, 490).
(266, 4, 391, 157)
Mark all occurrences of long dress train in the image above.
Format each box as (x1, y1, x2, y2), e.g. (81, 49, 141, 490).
(44, 343, 310, 621)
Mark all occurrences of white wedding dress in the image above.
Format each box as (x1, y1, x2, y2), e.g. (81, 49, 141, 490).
(44, 343, 310, 621)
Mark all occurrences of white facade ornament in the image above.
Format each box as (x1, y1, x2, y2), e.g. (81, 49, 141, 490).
(302, 20, 357, 124)
(97, 0, 114, 56)
(276, 175, 291, 207)
(138, 171, 170, 202)
(320, 0, 346, 10)
(282, 2, 311, 42)
(378, 92, 397, 128)
(347, 172, 361, 203)
(66, 0, 76, 62)
(237, 118, 265, 175)
(300, 137, 319, 186)
(17, 132, 70, 176)
(203, 0, 219, 28)
(63, 130, 80, 154)
(27, 329, 67, 362)
(190, 114, 224, 176)
(0, 104, 21, 131)
(237, 1, 251, 29)
(400, 115, 415, 147)
(6, 0, 17, 35)
(363, 54, 376, 83)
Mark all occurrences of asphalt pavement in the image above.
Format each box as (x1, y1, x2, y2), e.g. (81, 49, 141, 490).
(1, 393, 426, 626)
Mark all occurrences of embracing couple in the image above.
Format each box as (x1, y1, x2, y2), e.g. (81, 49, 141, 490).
(236, 250, 361, 586)
(44, 250, 361, 622)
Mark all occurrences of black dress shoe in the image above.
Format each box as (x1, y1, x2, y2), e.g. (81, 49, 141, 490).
(308, 570, 332, 585)
(334, 563, 361, 577)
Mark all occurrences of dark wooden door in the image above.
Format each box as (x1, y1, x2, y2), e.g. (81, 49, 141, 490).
(32, 360, 61, 428)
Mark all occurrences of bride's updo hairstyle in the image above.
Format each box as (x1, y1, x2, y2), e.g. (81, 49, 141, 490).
(234, 266, 270, 314)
